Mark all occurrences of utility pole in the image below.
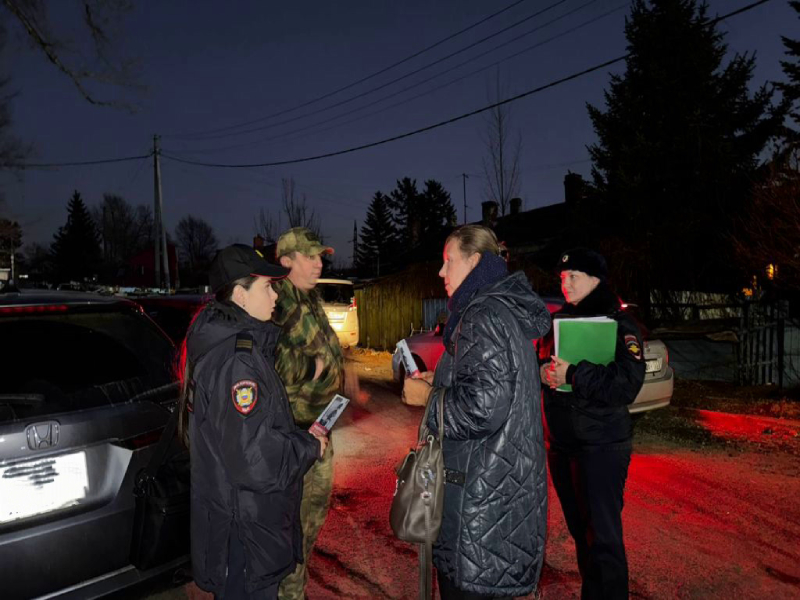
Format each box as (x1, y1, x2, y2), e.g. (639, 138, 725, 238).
(153, 136, 161, 289)
(462, 173, 469, 224)
(153, 135, 170, 291)
(9, 240, 14, 283)
(352, 220, 358, 269)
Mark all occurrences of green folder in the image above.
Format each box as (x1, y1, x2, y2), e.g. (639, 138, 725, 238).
(554, 317, 618, 392)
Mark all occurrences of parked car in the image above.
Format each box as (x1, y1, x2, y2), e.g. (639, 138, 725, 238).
(135, 293, 211, 345)
(0, 290, 188, 599)
(317, 278, 359, 348)
(136, 282, 358, 349)
(392, 297, 673, 415)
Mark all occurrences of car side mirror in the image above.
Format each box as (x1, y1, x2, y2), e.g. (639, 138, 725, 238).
(435, 323, 444, 336)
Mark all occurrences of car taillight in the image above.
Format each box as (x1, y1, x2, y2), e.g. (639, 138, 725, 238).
(0, 304, 69, 314)
(664, 346, 669, 365)
(349, 296, 357, 310)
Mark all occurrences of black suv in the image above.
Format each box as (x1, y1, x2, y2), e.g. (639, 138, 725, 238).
(0, 291, 188, 599)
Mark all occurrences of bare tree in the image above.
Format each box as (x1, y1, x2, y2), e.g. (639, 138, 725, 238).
(481, 70, 522, 216)
(175, 215, 218, 273)
(91, 194, 151, 267)
(0, 27, 32, 171)
(20, 241, 49, 276)
(254, 206, 281, 244)
(282, 177, 321, 234)
(2, 0, 142, 110)
(254, 177, 322, 243)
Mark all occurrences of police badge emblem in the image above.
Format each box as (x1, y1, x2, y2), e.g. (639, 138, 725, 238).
(624, 334, 642, 360)
(232, 380, 258, 414)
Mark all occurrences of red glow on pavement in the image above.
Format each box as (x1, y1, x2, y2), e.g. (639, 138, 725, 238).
(691, 409, 800, 444)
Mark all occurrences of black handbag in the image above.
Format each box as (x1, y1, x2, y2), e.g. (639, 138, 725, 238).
(130, 406, 191, 571)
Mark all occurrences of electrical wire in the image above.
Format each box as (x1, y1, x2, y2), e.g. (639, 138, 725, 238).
(166, 0, 571, 142)
(17, 153, 152, 168)
(160, 0, 773, 169)
(164, 0, 534, 139)
(166, 1, 621, 156)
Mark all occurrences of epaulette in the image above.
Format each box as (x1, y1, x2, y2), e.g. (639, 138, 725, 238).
(235, 332, 254, 353)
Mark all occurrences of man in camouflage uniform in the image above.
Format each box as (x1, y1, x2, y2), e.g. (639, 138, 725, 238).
(273, 227, 345, 600)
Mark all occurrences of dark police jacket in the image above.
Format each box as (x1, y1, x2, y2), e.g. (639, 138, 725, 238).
(186, 301, 319, 596)
(426, 272, 551, 597)
(540, 282, 646, 451)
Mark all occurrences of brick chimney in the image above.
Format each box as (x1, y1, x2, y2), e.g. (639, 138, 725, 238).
(481, 201, 498, 226)
(564, 172, 587, 205)
(510, 197, 522, 215)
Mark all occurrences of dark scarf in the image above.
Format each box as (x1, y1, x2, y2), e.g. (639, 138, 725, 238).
(558, 280, 620, 317)
(443, 251, 508, 349)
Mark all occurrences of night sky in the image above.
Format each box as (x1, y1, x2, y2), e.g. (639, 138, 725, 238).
(1, 0, 793, 265)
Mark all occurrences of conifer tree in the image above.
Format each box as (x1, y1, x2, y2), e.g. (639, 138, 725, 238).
(51, 191, 101, 282)
(356, 191, 397, 276)
(586, 0, 784, 299)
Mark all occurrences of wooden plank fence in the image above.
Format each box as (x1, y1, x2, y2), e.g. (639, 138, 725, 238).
(355, 261, 443, 350)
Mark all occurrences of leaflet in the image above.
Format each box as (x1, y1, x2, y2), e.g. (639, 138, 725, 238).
(395, 339, 420, 378)
(309, 394, 350, 436)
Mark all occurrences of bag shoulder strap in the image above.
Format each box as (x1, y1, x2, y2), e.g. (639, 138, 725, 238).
(417, 387, 444, 444)
(139, 362, 192, 483)
(144, 408, 179, 475)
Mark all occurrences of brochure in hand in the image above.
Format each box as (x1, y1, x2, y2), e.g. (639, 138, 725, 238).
(554, 316, 617, 392)
(395, 339, 420, 378)
(309, 394, 350, 436)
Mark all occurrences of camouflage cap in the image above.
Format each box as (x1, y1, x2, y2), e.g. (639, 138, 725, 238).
(276, 227, 334, 258)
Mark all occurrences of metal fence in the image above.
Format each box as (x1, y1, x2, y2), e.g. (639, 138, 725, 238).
(737, 300, 799, 387)
(422, 298, 449, 331)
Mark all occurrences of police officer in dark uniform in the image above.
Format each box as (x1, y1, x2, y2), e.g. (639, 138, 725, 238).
(539, 248, 645, 600)
(177, 244, 327, 600)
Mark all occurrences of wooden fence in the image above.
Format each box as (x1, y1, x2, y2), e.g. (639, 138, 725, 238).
(355, 261, 443, 350)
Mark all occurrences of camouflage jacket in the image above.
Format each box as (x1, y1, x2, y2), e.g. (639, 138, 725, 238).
(272, 279, 344, 425)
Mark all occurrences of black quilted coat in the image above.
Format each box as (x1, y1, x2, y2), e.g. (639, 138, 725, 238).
(427, 271, 551, 596)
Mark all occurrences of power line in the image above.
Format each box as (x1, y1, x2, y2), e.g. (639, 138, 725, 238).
(164, 0, 534, 140)
(167, 0, 571, 142)
(161, 56, 623, 169)
(17, 153, 152, 168)
(166, 0, 620, 157)
(160, 0, 772, 169)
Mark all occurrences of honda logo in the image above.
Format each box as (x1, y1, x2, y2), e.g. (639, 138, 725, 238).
(26, 421, 60, 450)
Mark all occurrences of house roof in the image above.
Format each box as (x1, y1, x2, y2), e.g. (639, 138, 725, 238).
(490, 202, 568, 256)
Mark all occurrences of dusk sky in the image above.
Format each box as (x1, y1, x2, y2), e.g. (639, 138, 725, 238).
(1, 0, 793, 265)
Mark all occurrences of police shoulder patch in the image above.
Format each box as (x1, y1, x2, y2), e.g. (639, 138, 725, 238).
(232, 380, 258, 414)
(624, 334, 642, 360)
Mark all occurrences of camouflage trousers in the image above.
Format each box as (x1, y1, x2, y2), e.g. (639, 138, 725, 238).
(278, 437, 334, 600)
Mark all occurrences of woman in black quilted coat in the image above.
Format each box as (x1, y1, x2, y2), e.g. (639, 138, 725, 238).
(403, 225, 551, 599)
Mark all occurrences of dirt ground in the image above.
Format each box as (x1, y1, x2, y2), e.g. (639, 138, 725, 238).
(140, 350, 800, 600)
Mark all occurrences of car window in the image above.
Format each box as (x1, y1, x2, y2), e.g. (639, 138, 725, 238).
(141, 305, 201, 344)
(0, 309, 175, 423)
(318, 283, 353, 305)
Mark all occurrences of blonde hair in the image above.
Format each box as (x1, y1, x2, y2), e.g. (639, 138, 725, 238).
(445, 224, 501, 258)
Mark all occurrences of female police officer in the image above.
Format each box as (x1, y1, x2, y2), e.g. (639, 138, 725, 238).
(540, 248, 646, 600)
(178, 244, 327, 599)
